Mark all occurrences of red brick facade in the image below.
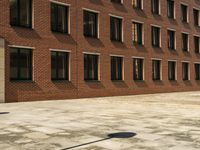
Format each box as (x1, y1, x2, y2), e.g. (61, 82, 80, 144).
(0, 0, 200, 102)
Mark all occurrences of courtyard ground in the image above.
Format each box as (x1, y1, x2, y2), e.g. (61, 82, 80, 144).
(0, 92, 200, 150)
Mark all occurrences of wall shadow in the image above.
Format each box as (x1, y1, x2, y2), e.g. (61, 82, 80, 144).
(85, 38, 105, 48)
(85, 81, 105, 89)
(134, 81, 148, 87)
(53, 81, 77, 90)
(112, 3, 127, 13)
(88, 0, 104, 5)
(13, 27, 41, 39)
(112, 81, 128, 88)
(53, 33, 77, 45)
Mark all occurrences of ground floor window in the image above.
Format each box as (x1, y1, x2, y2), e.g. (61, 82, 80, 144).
(168, 61, 176, 80)
(84, 54, 99, 81)
(195, 64, 200, 80)
(182, 62, 189, 80)
(111, 56, 123, 81)
(133, 58, 144, 80)
(10, 48, 32, 81)
(152, 60, 161, 80)
(51, 51, 69, 80)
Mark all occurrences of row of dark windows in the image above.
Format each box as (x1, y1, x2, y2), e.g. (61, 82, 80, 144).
(10, 48, 200, 81)
(9, 1, 200, 53)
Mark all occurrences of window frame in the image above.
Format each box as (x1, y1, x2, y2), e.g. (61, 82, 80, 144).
(182, 32, 189, 52)
(181, 3, 189, 23)
(182, 61, 190, 81)
(132, 21, 144, 46)
(133, 57, 144, 81)
(151, 25, 161, 48)
(152, 59, 162, 81)
(132, 0, 143, 10)
(167, 29, 176, 50)
(167, 0, 175, 19)
(194, 63, 200, 80)
(193, 8, 200, 27)
(151, 0, 160, 15)
(110, 55, 124, 81)
(168, 60, 177, 81)
(194, 35, 200, 53)
(110, 15, 123, 42)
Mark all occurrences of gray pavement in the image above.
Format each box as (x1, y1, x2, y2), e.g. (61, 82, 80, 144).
(0, 92, 200, 150)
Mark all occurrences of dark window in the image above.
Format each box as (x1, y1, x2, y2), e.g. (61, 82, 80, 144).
(51, 51, 69, 80)
(133, 0, 142, 9)
(10, 0, 32, 28)
(83, 11, 98, 38)
(182, 33, 189, 52)
(10, 48, 32, 80)
(194, 36, 200, 53)
(51, 3, 69, 33)
(110, 17, 122, 42)
(167, 0, 174, 19)
(151, 0, 159, 14)
(111, 0, 122, 4)
(181, 4, 188, 22)
(193, 9, 199, 26)
(168, 61, 176, 80)
(152, 60, 161, 80)
(111, 56, 123, 80)
(182, 62, 189, 80)
(195, 64, 200, 80)
(133, 58, 144, 80)
(132, 22, 143, 45)
(152, 26, 160, 47)
(168, 30, 175, 50)
(84, 54, 98, 81)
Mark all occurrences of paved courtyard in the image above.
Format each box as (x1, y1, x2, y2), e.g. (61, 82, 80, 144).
(0, 92, 200, 150)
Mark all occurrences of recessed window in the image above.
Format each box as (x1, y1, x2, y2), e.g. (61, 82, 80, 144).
(181, 4, 188, 23)
(111, 0, 122, 4)
(168, 61, 176, 81)
(182, 33, 189, 52)
(194, 36, 200, 53)
(152, 26, 161, 48)
(51, 3, 69, 34)
(111, 56, 123, 81)
(83, 10, 98, 38)
(51, 51, 69, 80)
(182, 62, 189, 80)
(110, 16, 122, 42)
(195, 64, 200, 80)
(193, 9, 199, 26)
(84, 54, 99, 81)
(10, 0, 32, 28)
(167, 0, 175, 19)
(132, 0, 143, 10)
(168, 30, 175, 50)
(152, 60, 161, 81)
(133, 58, 144, 81)
(151, 0, 160, 15)
(10, 48, 32, 81)
(132, 22, 143, 45)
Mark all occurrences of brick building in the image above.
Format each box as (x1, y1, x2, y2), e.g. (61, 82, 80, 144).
(0, 0, 200, 103)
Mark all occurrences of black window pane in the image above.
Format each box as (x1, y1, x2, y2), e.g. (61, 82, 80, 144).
(194, 36, 200, 53)
(182, 63, 189, 80)
(152, 26, 160, 47)
(51, 51, 69, 80)
(168, 61, 176, 80)
(182, 33, 188, 51)
(168, 30, 175, 50)
(10, 0, 32, 27)
(193, 9, 199, 26)
(151, 0, 159, 14)
(111, 56, 123, 80)
(167, 0, 174, 19)
(133, 58, 143, 80)
(51, 3, 68, 33)
(84, 11, 98, 38)
(152, 60, 161, 80)
(110, 17, 122, 42)
(84, 54, 98, 80)
(195, 64, 200, 80)
(111, 0, 122, 3)
(132, 22, 143, 45)
(181, 5, 188, 22)
(10, 48, 32, 80)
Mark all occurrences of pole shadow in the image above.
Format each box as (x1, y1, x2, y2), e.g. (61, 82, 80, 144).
(61, 132, 136, 150)
(0, 112, 10, 115)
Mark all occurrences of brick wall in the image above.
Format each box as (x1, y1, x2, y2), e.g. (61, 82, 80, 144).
(0, 0, 200, 102)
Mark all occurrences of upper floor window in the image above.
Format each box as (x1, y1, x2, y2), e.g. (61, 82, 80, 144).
(84, 54, 99, 81)
(182, 62, 189, 80)
(110, 16, 122, 42)
(193, 9, 199, 26)
(111, 0, 122, 4)
(168, 30, 175, 50)
(10, 47, 32, 81)
(132, 22, 143, 45)
(151, 0, 160, 15)
(83, 10, 98, 38)
(152, 59, 161, 81)
(133, 58, 144, 81)
(167, 0, 175, 19)
(168, 61, 176, 81)
(181, 4, 188, 23)
(132, 0, 143, 10)
(152, 26, 161, 48)
(51, 3, 69, 34)
(195, 64, 200, 80)
(111, 56, 123, 81)
(51, 51, 69, 80)
(10, 0, 32, 28)
(182, 33, 189, 52)
(194, 36, 200, 53)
